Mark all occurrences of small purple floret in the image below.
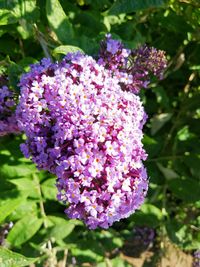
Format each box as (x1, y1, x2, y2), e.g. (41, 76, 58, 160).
(0, 82, 20, 136)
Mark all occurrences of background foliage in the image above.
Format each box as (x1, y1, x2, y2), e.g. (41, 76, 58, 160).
(0, 0, 200, 266)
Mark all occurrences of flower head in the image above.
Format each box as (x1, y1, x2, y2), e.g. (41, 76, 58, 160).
(0, 78, 20, 136)
(17, 36, 167, 229)
(99, 35, 167, 94)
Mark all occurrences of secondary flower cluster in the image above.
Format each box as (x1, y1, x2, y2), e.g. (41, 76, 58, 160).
(99, 34, 167, 93)
(0, 77, 19, 136)
(193, 250, 200, 267)
(17, 36, 167, 229)
(0, 222, 13, 246)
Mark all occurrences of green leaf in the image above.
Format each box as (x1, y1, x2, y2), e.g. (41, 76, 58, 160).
(47, 216, 76, 240)
(0, 247, 38, 267)
(0, 197, 25, 223)
(184, 155, 200, 179)
(168, 178, 200, 202)
(152, 86, 170, 109)
(157, 163, 179, 180)
(41, 178, 57, 200)
(18, 57, 38, 72)
(0, 9, 18, 25)
(46, 0, 74, 44)
(131, 203, 163, 227)
(109, 0, 165, 15)
(52, 45, 84, 57)
(9, 178, 39, 198)
(17, 0, 40, 22)
(0, 163, 38, 179)
(7, 62, 23, 90)
(71, 246, 103, 263)
(8, 200, 38, 221)
(150, 113, 172, 135)
(7, 215, 43, 246)
(143, 134, 162, 157)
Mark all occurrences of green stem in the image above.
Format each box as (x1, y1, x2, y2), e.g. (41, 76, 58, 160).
(147, 155, 185, 162)
(33, 174, 56, 267)
(33, 24, 52, 60)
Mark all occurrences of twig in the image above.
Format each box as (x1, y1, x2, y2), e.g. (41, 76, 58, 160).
(33, 24, 52, 60)
(61, 249, 68, 267)
(147, 155, 185, 162)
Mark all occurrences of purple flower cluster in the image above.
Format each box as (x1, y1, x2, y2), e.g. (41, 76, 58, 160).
(17, 37, 167, 229)
(0, 79, 19, 136)
(133, 226, 155, 247)
(99, 34, 167, 93)
(193, 250, 200, 267)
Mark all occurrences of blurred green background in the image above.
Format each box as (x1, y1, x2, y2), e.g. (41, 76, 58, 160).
(0, 0, 200, 266)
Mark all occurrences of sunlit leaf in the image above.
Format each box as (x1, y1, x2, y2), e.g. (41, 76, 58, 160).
(9, 178, 39, 198)
(41, 178, 57, 200)
(47, 216, 76, 240)
(52, 45, 84, 57)
(131, 203, 163, 227)
(0, 9, 18, 25)
(157, 163, 179, 179)
(151, 113, 172, 135)
(0, 197, 25, 223)
(0, 247, 38, 267)
(7, 215, 43, 246)
(46, 0, 74, 43)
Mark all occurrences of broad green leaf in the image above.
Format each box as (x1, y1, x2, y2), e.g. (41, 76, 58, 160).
(157, 163, 179, 180)
(7, 62, 23, 90)
(52, 45, 84, 57)
(9, 178, 39, 198)
(71, 246, 103, 263)
(152, 86, 170, 109)
(0, 163, 38, 179)
(150, 113, 172, 135)
(184, 155, 200, 179)
(0, 247, 38, 267)
(78, 35, 99, 55)
(8, 200, 38, 221)
(47, 216, 76, 240)
(168, 178, 200, 202)
(7, 215, 43, 246)
(143, 134, 162, 157)
(109, 0, 165, 15)
(41, 178, 57, 200)
(74, 11, 106, 37)
(131, 203, 163, 227)
(14, 0, 40, 22)
(18, 57, 38, 71)
(141, 204, 163, 219)
(46, 0, 74, 44)
(0, 9, 18, 25)
(0, 197, 25, 223)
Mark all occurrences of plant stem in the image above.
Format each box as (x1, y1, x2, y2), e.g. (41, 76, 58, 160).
(147, 155, 185, 162)
(33, 174, 56, 267)
(33, 24, 52, 60)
